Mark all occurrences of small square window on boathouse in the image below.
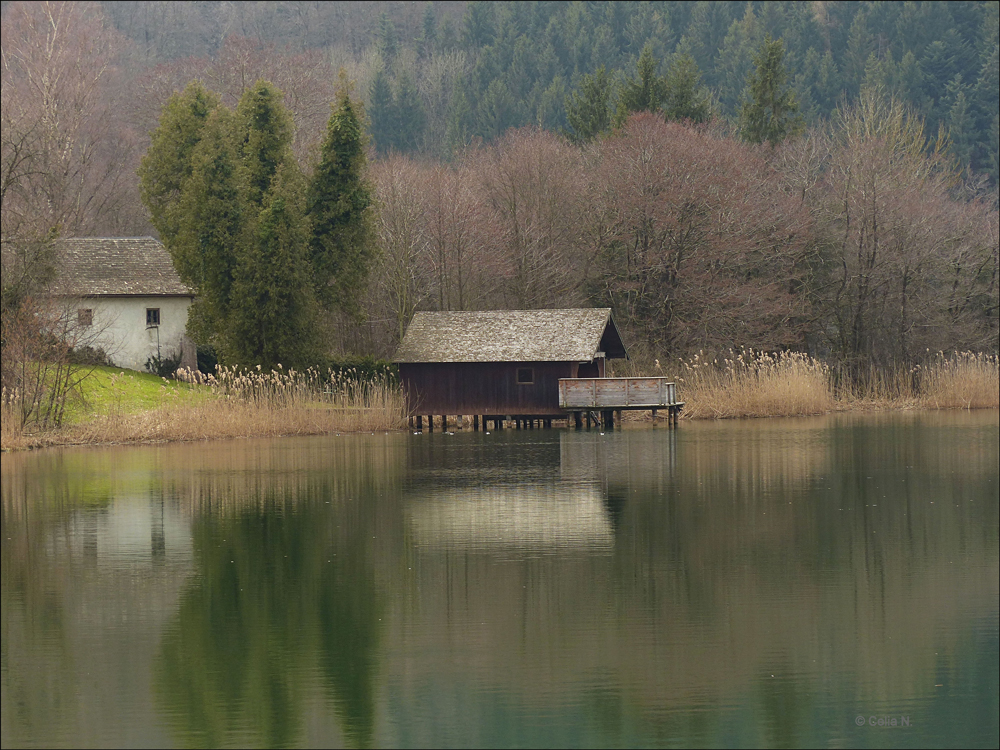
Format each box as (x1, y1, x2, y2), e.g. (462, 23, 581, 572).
(146, 308, 160, 326)
(77, 308, 93, 327)
(516, 367, 534, 385)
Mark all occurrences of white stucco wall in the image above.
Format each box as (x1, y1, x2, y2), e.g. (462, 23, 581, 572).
(68, 296, 195, 372)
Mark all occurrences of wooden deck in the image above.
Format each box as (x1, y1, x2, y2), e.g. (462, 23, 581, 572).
(559, 377, 683, 427)
(559, 377, 682, 409)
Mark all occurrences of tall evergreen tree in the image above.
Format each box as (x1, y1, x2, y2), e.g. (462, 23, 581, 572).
(446, 76, 474, 152)
(418, 3, 437, 59)
(714, 4, 762, 114)
(234, 80, 295, 210)
(139, 82, 221, 248)
(564, 66, 613, 143)
(615, 43, 668, 124)
(226, 163, 318, 368)
(738, 35, 804, 147)
(306, 79, 376, 317)
(142, 78, 322, 367)
(945, 75, 975, 170)
(663, 53, 712, 124)
(394, 71, 427, 153)
(843, 10, 875, 98)
(173, 107, 245, 348)
(368, 68, 396, 155)
(377, 11, 398, 63)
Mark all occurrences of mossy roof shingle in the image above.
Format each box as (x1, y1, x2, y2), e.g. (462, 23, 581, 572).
(394, 309, 627, 363)
(49, 237, 193, 296)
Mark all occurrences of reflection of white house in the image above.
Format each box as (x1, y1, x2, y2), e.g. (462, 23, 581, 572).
(51, 237, 196, 372)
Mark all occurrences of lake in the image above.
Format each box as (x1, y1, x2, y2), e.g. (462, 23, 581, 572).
(2, 411, 998, 748)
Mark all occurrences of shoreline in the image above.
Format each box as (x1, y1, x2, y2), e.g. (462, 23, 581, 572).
(4, 402, 997, 453)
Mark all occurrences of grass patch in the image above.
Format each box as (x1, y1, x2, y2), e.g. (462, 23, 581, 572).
(63, 366, 210, 423)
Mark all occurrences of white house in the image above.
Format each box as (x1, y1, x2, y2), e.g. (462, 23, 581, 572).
(50, 237, 197, 372)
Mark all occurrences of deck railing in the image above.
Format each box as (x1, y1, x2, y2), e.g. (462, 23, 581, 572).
(558, 377, 680, 410)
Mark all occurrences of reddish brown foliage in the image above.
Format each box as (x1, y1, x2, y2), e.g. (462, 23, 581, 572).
(587, 114, 813, 357)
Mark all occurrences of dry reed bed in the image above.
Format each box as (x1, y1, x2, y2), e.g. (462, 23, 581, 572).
(917, 351, 999, 409)
(675, 350, 835, 419)
(640, 349, 998, 420)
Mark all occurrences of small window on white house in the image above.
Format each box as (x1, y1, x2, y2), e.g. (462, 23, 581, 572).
(517, 367, 534, 384)
(146, 308, 160, 326)
(78, 309, 93, 326)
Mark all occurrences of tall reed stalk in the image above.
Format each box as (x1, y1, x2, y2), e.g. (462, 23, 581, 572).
(918, 352, 999, 409)
(672, 349, 835, 419)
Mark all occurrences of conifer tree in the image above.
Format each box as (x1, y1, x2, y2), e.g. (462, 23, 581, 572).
(173, 107, 244, 348)
(142, 78, 322, 367)
(418, 3, 437, 59)
(615, 43, 668, 124)
(394, 71, 427, 152)
(377, 11, 398, 63)
(738, 35, 804, 147)
(306, 77, 376, 317)
(564, 66, 613, 143)
(368, 68, 396, 154)
(226, 163, 318, 368)
(234, 80, 294, 209)
(663, 53, 712, 124)
(139, 82, 221, 248)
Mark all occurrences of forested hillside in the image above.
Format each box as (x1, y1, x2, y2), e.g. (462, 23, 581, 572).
(2, 1, 998, 379)
(97, 0, 999, 177)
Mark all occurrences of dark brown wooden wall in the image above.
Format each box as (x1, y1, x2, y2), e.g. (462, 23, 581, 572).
(399, 361, 581, 415)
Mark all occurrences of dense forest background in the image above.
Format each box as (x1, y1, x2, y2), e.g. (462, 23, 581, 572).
(95, 0, 1000, 173)
(2, 1, 998, 375)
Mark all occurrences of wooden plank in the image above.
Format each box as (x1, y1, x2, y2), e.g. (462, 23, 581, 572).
(625, 377, 661, 405)
(596, 379, 627, 406)
(558, 377, 680, 409)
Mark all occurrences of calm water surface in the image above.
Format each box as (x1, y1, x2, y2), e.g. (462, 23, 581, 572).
(2, 411, 998, 748)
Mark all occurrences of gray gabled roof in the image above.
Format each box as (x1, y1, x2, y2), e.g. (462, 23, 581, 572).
(48, 237, 193, 297)
(394, 309, 627, 363)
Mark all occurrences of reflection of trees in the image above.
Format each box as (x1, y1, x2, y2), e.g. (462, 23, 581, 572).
(155, 489, 382, 749)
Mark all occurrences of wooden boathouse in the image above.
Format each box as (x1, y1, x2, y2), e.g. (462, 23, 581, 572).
(394, 308, 683, 430)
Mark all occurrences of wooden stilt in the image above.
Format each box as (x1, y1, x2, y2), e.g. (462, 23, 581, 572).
(473, 415, 480, 430)
(416, 415, 423, 430)
(574, 412, 582, 429)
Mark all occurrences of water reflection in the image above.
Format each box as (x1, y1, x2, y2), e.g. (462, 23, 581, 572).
(148, 436, 403, 749)
(2, 413, 998, 749)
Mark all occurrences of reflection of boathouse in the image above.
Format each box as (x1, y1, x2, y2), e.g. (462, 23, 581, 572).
(394, 309, 628, 422)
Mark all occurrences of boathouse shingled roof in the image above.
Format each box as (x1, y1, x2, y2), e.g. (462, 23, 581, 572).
(394, 309, 627, 363)
(48, 237, 193, 297)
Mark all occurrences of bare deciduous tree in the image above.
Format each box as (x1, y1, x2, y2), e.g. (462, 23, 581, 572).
(816, 90, 998, 375)
(588, 113, 812, 359)
(1, 1, 138, 237)
(476, 128, 589, 309)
